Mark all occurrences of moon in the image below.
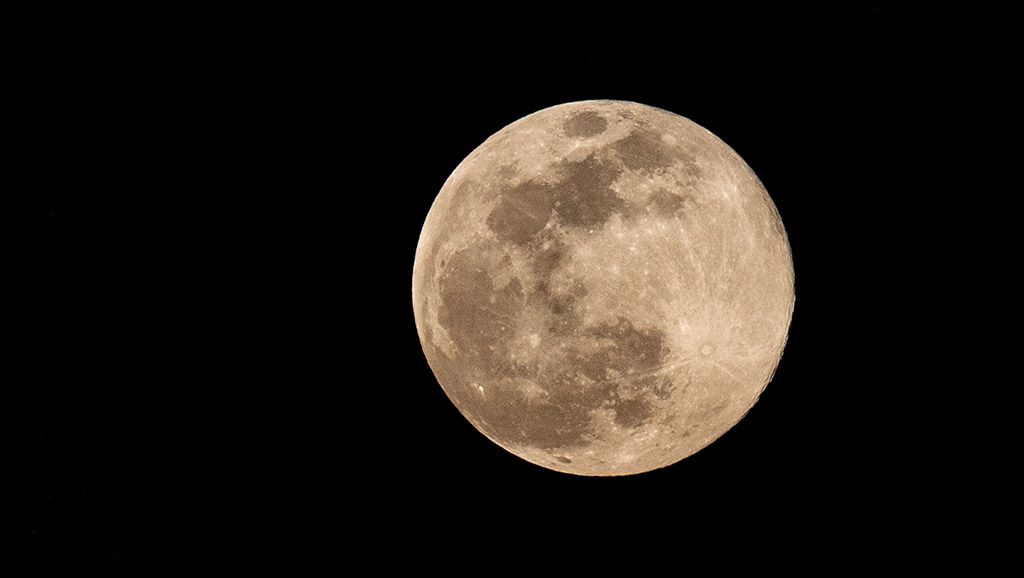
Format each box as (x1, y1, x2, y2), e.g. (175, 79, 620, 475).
(412, 100, 794, 476)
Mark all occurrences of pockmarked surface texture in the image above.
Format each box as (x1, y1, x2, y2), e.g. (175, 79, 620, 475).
(413, 101, 795, 476)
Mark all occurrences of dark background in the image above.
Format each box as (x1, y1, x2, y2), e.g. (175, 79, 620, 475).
(1, 4, 1015, 573)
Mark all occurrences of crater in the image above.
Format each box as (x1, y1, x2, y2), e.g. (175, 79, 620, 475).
(562, 111, 608, 138)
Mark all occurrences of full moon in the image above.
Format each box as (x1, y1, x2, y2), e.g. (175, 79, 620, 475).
(412, 100, 794, 476)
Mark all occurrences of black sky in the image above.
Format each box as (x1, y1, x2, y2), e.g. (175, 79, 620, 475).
(1, 4, 1016, 573)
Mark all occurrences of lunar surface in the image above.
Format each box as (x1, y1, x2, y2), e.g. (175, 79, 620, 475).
(412, 100, 794, 476)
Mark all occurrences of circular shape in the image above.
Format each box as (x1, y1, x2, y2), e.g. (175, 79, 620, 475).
(412, 100, 794, 476)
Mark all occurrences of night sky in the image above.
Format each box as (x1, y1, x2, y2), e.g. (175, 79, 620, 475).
(2, 5, 1015, 573)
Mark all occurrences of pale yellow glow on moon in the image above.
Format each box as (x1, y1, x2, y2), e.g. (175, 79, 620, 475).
(412, 100, 794, 476)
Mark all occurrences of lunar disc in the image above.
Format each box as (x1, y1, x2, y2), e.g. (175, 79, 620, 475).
(412, 100, 794, 476)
